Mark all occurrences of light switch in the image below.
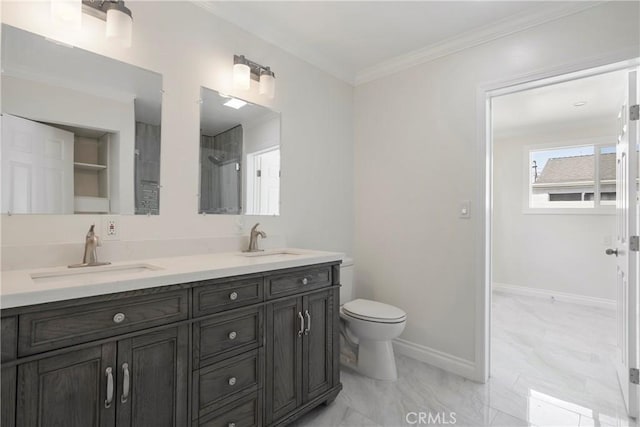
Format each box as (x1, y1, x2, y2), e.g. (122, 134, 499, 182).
(459, 200, 471, 219)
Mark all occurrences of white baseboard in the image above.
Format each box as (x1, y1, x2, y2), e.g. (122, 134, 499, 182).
(492, 282, 615, 310)
(393, 338, 479, 381)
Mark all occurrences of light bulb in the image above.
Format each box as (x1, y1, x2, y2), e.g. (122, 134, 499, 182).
(233, 62, 251, 90)
(259, 69, 275, 98)
(106, 3, 133, 48)
(51, 0, 82, 28)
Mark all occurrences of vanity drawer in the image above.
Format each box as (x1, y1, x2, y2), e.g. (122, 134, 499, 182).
(266, 265, 332, 299)
(198, 393, 262, 427)
(193, 349, 263, 419)
(18, 289, 189, 356)
(194, 307, 263, 367)
(1, 317, 17, 362)
(193, 276, 264, 317)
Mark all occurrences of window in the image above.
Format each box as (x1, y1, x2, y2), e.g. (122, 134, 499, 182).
(527, 143, 615, 210)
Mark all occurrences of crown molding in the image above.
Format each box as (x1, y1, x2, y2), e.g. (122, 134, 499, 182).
(354, 2, 605, 86)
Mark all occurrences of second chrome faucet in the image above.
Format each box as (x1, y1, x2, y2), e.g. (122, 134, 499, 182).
(69, 224, 111, 268)
(245, 223, 267, 252)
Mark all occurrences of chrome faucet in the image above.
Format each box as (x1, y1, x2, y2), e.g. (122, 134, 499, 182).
(69, 224, 111, 268)
(245, 223, 267, 252)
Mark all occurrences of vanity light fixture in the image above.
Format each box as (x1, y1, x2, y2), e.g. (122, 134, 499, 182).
(224, 98, 248, 110)
(233, 55, 252, 90)
(259, 67, 276, 98)
(52, 0, 134, 47)
(233, 55, 276, 98)
(104, 1, 133, 47)
(51, 0, 82, 28)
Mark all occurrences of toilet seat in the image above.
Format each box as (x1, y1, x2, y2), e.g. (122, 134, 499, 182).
(342, 299, 407, 324)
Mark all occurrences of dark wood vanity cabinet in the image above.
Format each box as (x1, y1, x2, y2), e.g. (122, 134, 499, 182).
(13, 325, 189, 427)
(265, 289, 336, 425)
(0, 261, 342, 427)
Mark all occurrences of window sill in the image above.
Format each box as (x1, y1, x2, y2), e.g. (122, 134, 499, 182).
(522, 207, 615, 215)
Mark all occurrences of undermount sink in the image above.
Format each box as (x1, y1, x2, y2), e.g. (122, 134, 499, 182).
(241, 249, 304, 258)
(31, 263, 163, 284)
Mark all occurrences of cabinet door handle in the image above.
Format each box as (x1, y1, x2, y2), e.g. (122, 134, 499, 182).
(297, 311, 305, 336)
(301, 277, 309, 285)
(229, 292, 238, 301)
(228, 377, 237, 386)
(104, 367, 114, 408)
(121, 362, 130, 404)
(304, 310, 311, 335)
(228, 331, 237, 340)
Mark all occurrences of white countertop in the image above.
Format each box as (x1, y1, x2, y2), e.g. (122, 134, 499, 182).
(0, 248, 344, 309)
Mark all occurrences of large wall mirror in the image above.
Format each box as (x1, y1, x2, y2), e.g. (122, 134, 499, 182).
(1, 24, 163, 215)
(199, 87, 280, 215)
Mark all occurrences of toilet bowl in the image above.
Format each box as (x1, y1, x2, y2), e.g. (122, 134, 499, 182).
(339, 259, 407, 381)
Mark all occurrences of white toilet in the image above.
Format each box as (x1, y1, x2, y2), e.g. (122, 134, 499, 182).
(339, 259, 407, 381)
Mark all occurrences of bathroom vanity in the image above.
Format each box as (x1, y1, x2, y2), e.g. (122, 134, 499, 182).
(0, 250, 342, 427)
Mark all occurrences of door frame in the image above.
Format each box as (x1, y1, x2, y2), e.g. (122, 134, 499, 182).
(476, 50, 640, 383)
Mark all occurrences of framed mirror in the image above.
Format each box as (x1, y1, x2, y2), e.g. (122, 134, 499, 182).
(199, 87, 281, 215)
(1, 24, 163, 215)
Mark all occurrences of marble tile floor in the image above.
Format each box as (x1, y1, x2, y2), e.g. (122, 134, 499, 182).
(294, 292, 635, 427)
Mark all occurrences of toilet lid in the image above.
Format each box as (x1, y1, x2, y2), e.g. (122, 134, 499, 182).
(342, 299, 406, 323)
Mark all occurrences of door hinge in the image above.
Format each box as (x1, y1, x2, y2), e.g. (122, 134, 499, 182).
(256, 170, 262, 177)
(631, 236, 640, 252)
(631, 368, 639, 385)
(631, 105, 639, 121)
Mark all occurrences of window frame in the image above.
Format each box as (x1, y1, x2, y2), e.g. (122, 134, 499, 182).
(522, 137, 617, 215)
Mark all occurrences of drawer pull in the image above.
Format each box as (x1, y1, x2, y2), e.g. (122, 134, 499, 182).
(229, 292, 238, 301)
(228, 423, 236, 427)
(228, 377, 237, 386)
(104, 367, 114, 408)
(113, 312, 126, 324)
(304, 310, 311, 335)
(298, 311, 305, 336)
(302, 277, 309, 285)
(121, 363, 130, 404)
(228, 331, 237, 340)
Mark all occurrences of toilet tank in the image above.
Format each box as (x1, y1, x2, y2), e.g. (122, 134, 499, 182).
(340, 258, 354, 304)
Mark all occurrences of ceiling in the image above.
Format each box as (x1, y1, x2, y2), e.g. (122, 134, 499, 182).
(1, 24, 163, 126)
(198, 1, 598, 84)
(492, 70, 627, 136)
(201, 87, 278, 136)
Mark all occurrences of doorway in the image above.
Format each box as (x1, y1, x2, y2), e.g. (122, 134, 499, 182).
(245, 146, 280, 216)
(483, 61, 639, 424)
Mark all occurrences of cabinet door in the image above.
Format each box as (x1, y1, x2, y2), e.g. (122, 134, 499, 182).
(2, 366, 16, 427)
(116, 325, 189, 427)
(302, 290, 333, 402)
(265, 296, 303, 424)
(16, 343, 116, 427)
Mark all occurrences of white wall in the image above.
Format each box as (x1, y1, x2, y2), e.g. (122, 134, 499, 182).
(0, 1, 354, 269)
(354, 2, 639, 370)
(493, 121, 617, 302)
(2, 75, 135, 214)
(244, 114, 280, 155)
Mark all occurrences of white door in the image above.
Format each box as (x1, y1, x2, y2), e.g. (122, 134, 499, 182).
(246, 147, 280, 215)
(258, 148, 280, 215)
(1, 114, 74, 214)
(613, 69, 639, 418)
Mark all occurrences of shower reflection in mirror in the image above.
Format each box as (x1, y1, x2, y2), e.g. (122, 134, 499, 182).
(199, 87, 280, 216)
